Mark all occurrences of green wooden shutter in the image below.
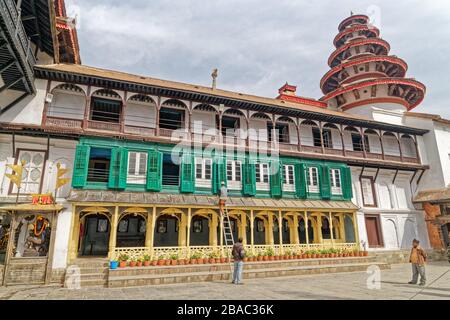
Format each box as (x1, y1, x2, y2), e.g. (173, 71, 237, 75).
(217, 160, 227, 191)
(117, 148, 128, 189)
(243, 160, 256, 196)
(212, 161, 218, 194)
(108, 147, 120, 189)
(295, 163, 307, 199)
(320, 164, 331, 200)
(180, 152, 195, 193)
(342, 167, 353, 200)
(270, 161, 282, 198)
(146, 150, 162, 191)
(72, 144, 90, 188)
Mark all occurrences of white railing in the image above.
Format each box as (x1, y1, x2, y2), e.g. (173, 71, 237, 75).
(112, 243, 359, 260)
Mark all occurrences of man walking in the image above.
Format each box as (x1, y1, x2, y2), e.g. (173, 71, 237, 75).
(231, 237, 245, 285)
(408, 239, 427, 286)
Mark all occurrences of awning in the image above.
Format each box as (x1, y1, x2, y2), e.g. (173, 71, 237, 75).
(413, 187, 450, 203)
(0, 204, 64, 213)
(68, 190, 359, 212)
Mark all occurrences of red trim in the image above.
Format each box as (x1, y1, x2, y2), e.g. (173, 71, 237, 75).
(320, 56, 408, 90)
(321, 78, 426, 110)
(333, 25, 379, 47)
(340, 72, 388, 85)
(341, 97, 411, 111)
(328, 38, 391, 67)
(278, 83, 297, 94)
(338, 15, 369, 31)
(277, 94, 327, 108)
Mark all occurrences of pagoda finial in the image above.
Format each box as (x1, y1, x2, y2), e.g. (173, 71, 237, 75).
(350, 10, 354, 16)
(211, 68, 218, 90)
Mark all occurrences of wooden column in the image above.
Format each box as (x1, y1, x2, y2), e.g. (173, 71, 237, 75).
(218, 113, 223, 144)
(68, 205, 80, 263)
(397, 134, 404, 162)
(250, 210, 254, 251)
(156, 96, 161, 136)
(292, 214, 299, 244)
(278, 211, 283, 254)
(178, 212, 187, 247)
(120, 91, 127, 133)
(210, 213, 218, 246)
(360, 127, 367, 158)
(82, 85, 91, 129)
(304, 212, 309, 248)
(340, 124, 346, 156)
(413, 135, 421, 163)
(352, 211, 360, 248)
(339, 214, 346, 243)
(241, 212, 247, 245)
(266, 212, 274, 245)
(45, 211, 59, 284)
(187, 208, 192, 256)
(379, 130, 385, 160)
(2, 213, 17, 286)
(108, 206, 119, 260)
(329, 212, 334, 247)
(319, 121, 325, 154)
(316, 214, 323, 244)
(145, 207, 155, 248)
(296, 118, 302, 152)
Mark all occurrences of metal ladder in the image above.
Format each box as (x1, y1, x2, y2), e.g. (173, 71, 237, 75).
(221, 205, 235, 276)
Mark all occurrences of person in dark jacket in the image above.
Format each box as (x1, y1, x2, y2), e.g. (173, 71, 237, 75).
(231, 238, 245, 285)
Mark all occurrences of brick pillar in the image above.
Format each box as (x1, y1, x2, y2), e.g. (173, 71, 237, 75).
(423, 202, 445, 249)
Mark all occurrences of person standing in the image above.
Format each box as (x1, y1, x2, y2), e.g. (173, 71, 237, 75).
(231, 237, 245, 285)
(408, 239, 427, 286)
(219, 181, 227, 215)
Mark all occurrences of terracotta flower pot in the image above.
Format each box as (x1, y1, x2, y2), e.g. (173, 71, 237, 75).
(243, 258, 248, 262)
(119, 261, 127, 268)
(151, 260, 157, 266)
(143, 260, 150, 267)
(219, 257, 225, 263)
(129, 261, 136, 267)
(137, 261, 143, 267)
(210, 258, 217, 264)
(165, 260, 171, 266)
(363, 251, 369, 256)
(170, 260, 178, 266)
(190, 259, 197, 264)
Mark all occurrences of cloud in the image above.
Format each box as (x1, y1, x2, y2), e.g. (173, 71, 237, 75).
(66, 0, 450, 118)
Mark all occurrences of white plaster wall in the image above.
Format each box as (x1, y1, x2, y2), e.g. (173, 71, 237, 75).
(344, 103, 407, 121)
(52, 203, 72, 269)
(433, 123, 450, 186)
(0, 79, 48, 125)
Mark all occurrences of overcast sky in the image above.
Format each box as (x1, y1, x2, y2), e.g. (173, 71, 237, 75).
(66, 0, 450, 118)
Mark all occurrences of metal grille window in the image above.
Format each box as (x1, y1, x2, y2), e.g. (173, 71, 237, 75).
(307, 166, 319, 193)
(226, 160, 242, 190)
(330, 168, 342, 195)
(11, 150, 46, 194)
(127, 152, 147, 184)
(195, 158, 212, 187)
(283, 164, 295, 192)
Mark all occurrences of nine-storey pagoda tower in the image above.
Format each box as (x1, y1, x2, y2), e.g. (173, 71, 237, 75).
(320, 14, 426, 116)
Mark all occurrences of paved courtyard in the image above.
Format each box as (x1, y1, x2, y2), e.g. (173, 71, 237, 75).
(0, 262, 449, 300)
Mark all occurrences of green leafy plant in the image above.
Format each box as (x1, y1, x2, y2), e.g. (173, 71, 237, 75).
(169, 253, 179, 260)
(143, 254, 151, 261)
(118, 254, 129, 262)
(266, 247, 275, 257)
(190, 251, 202, 259)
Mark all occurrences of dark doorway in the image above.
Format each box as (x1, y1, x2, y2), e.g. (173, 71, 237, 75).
(190, 216, 210, 246)
(153, 216, 178, 247)
(442, 223, 450, 248)
(268, 123, 289, 143)
(116, 215, 146, 247)
(365, 215, 383, 247)
(221, 116, 240, 137)
(344, 215, 356, 242)
(321, 217, 331, 240)
(253, 218, 266, 245)
(80, 214, 110, 257)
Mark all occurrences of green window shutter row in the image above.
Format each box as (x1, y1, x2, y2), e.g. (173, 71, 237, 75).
(342, 166, 353, 200)
(146, 150, 162, 191)
(180, 152, 195, 193)
(270, 161, 282, 198)
(295, 163, 307, 199)
(108, 147, 128, 189)
(242, 160, 256, 196)
(319, 164, 331, 200)
(72, 144, 90, 188)
(212, 161, 218, 194)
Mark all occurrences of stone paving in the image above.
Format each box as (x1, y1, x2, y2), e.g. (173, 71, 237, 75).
(0, 262, 449, 300)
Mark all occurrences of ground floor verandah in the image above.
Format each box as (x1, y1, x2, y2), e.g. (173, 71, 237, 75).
(68, 198, 360, 262)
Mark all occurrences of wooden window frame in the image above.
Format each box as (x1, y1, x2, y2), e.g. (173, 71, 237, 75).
(306, 166, 319, 193)
(8, 148, 47, 195)
(360, 176, 378, 207)
(282, 164, 295, 192)
(330, 168, 343, 195)
(127, 151, 147, 185)
(226, 160, 242, 190)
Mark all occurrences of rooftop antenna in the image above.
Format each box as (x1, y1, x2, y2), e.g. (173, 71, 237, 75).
(211, 68, 218, 90)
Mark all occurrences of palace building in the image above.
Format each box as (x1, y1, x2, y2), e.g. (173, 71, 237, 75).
(0, 1, 446, 286)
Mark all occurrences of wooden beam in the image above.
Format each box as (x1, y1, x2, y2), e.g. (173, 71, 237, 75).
(0, 59, 16, 73)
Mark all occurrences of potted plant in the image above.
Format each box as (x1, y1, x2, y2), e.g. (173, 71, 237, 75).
(110, 260, 119, 270)
(363, 250, 369, 257)
(257, 252, 263, 262)
(170, 253, 179, 266)
(129, 258, 137, 267)
(266, 247, 275, 261)
(143, 254, 151, 267)
(157, 254, 166, 266)
(151, 259, 158, 266)
(136, 257, 143, 267)
(118, 254, 129, 268)
(190, 251, 202, 264)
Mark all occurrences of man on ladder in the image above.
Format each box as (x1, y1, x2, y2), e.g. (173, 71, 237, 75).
(219, 181, 227, 215)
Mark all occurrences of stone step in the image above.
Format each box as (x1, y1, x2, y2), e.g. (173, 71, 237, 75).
(108, 262, 390, 288)
(80, 278, 108, 288)
(79, 272, 109, 281)
(109, 256, 377, 277)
